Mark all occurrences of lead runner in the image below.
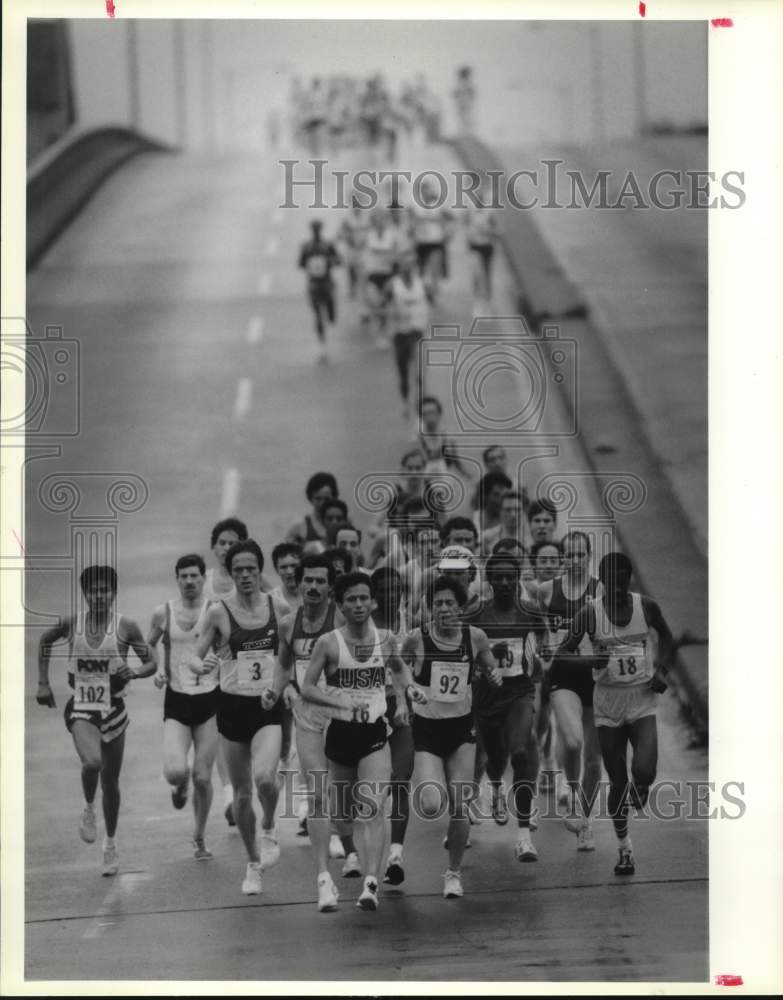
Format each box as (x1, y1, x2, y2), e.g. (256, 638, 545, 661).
(301, 571, 427, 912)
(36, 565, 157, 876)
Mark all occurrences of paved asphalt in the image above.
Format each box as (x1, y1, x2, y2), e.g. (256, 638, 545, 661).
(18, 140, 707, 986)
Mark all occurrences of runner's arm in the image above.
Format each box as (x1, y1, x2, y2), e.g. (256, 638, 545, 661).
(642, 596, 675, 691)
(147, 605, 168, 687)
(385, 634, 426, 704)
(190, 604, 224, 671)
(300, 634, 348, 710)
(275, 613, 297, 707)
(471, 627, 503, 687)
(36, 616, 73, 706)
(117, 618, 158, 680)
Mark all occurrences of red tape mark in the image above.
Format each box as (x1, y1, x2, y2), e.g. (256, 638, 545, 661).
(106, 0, 116, 16)
(639, 2, 646, 15)
(715, 975, 743, 986)
(711, 18, 734, 27)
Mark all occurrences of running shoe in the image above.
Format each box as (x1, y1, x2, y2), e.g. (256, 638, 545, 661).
(317, 874, 339, 913)
(171, 782, 188, 811)
(514, 830, 538, 863)
(101, 845, 119, 877)
(614, 845, 635, 876)
(443, 869, 464, 899)
(492, 788, 509, 826)
(383, 850, 405, 886)
(79, 805, 97, 844)
(297, 816, 309, 838)
(193, 837, 214, 861)
(259, 828, 281, 869)
(329, 834, 346, 859)
(224, 803, 236, 827)
(241, 861, 263, 895)
(577, 823, 596, 852)
(357, 876, 379, 911)
(555, 773, 571, 809)
(341, 852, 361, 878)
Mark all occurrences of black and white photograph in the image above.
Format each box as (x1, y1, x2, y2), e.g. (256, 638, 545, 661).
(2, 0, 781, 992)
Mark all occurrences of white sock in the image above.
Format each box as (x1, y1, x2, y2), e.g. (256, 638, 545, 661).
(618, 835, 631, 849)
(223, 785, 233, 807)
(103, 835, 116, 850)
(389, 842, 403, 858)
(317, 870, 330, 882)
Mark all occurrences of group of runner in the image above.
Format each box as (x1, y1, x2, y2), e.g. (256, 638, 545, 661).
(299, 183, 499, 405)
(290, 73, 442, 159)
(36, 462, 675, 912)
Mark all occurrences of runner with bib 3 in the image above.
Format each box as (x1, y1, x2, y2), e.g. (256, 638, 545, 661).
(190, 540, 289, 896)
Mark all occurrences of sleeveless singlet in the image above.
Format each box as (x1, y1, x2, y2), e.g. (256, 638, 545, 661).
(547, 576, 601, 655)
(326, 627, 387, 723)
(163, 599, 217, 695)
(219, 597, 279, 697)
(413, 624, 476, 720)
(69, 613, 127, 713)
(291, 602, 337, 691)
(203, 569, 235, 602)
(590, 593, 654, 688)
(390, 273, 429, 332)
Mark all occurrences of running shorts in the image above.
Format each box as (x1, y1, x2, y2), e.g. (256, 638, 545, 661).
(415, 241, 445, 273)
(366, 272, 391, 294)
(412, 712, 476, 760)
(593, 683, 657, 728)
(293, 695, 332, 736)
(325, 718, 387, 768)
(164, 686, 219, 728)
(548, 656, 595, 709)
(468, 242, 494, 263)
(64, 695, 128, 744)
(216, 690, 283, 743)
(473, 675, 535, 722)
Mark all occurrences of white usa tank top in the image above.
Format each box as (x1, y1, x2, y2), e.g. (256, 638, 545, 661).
(327, 627, 388, 723)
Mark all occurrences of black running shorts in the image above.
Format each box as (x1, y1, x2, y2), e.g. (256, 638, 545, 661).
(216, 690, 283, 743)
(164, 686, 219, 729)
(325, 718, 388, 768)
(412, 712, 476, 760)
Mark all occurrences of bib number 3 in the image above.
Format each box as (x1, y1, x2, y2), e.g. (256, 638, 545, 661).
(236, 650, 275, 693)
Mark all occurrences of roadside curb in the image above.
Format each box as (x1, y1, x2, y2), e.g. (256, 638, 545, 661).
(449, 135, 708, 740)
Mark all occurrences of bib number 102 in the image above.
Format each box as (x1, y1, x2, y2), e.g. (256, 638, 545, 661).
(76, 684, 106, 704)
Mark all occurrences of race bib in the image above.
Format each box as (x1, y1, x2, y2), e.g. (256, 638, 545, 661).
(73, 662, 110, 715)
(430, 661, 470, 702)
(339, 687, 385, 724)
(306, 255, 328, 278)
(493, 639, 528, 678)
(236, 649, 275, 693)
(604, 642, 650, 684)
